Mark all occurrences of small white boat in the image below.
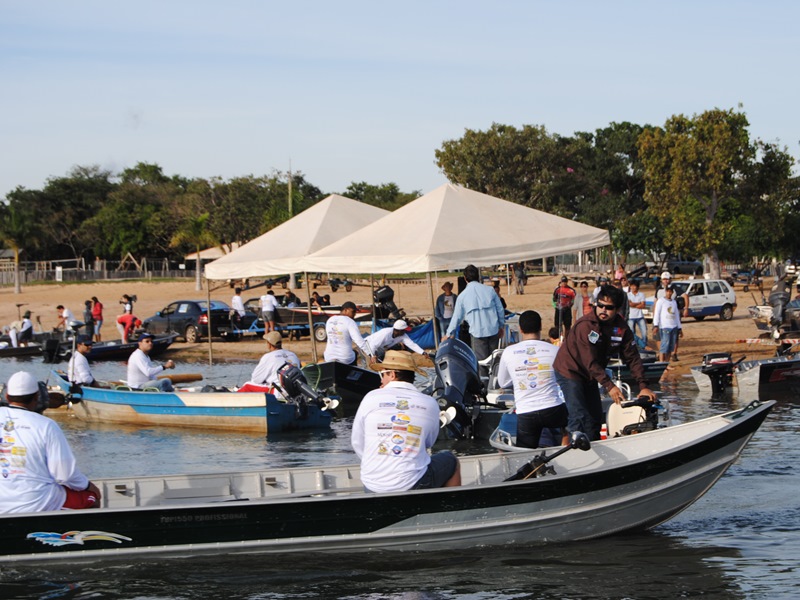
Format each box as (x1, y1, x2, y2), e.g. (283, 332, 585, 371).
(0, 400, 773, 564)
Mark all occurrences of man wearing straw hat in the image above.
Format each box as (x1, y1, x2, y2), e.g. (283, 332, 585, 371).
(352, 350, 460, 494)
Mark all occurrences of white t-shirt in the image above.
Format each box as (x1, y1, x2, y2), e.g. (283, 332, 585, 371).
(496, 339, 563, 415)
(653, 298, 682, 330)
(441, 294, 455, 319)
(627, 291, 646, 319)
(248, 348, 301, 394)
(351, 381, 439, 493)
(324, 315, 368, 363)
(231, 295, 246, 317)
(364, 327, 424, 356)
(260, 294, 280, 313)
(127, 348, 164, 388)
(68, 351, 94, 385)
(0, 407, 89, 513)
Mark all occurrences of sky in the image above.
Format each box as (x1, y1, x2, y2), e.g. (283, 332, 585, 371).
(2, 1, 798, 199)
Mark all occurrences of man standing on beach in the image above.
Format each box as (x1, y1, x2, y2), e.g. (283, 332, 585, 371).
(434, 281, 457, 339)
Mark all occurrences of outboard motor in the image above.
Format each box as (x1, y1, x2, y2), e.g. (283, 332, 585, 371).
(430, 337, 485, 439)
(277, 363, 328, 419)
(768, 278, 792, 339)
(699, 352, 744, 394)
(373, 286, 406, 321)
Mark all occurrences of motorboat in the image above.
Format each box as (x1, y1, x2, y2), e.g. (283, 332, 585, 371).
(50, 368, 334, 434)
(691, 350, 800, 395)
(52, 332, 179, 363)
(0, 400, 774, 564)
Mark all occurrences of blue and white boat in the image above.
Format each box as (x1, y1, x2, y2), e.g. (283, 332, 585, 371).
(51, 371, 333, 434)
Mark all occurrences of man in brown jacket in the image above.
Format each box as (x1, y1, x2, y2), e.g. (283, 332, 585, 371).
(553, 284, 656, 440)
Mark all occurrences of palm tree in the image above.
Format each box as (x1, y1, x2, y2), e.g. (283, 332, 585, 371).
(170, 213, 218, 291)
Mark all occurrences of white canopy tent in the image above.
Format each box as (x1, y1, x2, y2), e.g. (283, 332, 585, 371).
(204, 195, 389, 280)
(302, 183, 610, 273)
(185, 243, 241, 262)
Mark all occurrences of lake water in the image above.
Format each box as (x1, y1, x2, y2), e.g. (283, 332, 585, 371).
(0, 357, 798, 599)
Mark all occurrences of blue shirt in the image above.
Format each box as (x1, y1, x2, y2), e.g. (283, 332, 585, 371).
(445, 281, 505, 338)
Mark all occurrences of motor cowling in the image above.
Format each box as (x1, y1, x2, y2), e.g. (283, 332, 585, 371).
(430, 337, 485, 439)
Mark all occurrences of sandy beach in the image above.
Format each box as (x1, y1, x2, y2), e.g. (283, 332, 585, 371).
(1, 275, 775, 376)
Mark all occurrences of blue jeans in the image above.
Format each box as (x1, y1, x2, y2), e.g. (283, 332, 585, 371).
(555, 370, 604, 441)
(517, 404, 568, 448)
(659, 328, 678, 355)
(140, 378, 174, 392)
(628, 317, 647, 349)
(412, 452, 458, 489)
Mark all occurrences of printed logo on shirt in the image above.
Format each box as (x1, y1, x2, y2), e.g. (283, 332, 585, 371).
(379, 402, 396, 408)
(391, 414, 411, 424)
(407, 424, 422, 435)
(396, 399, 409, 411)
(377, 442, 389, 455)
(391, 433, 405, 445)
(392, 445, 403, 455)
(588, 331, 600, 344)
(377, 422, 393, 430)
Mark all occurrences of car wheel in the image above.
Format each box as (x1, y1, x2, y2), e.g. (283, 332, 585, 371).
(184, 325, 199, 343)
(720, 305, 734, 321)
(694, 315, 706, 321)
(345, 283, 353, 292)
(330, 284, 339, 292)
(314, 325, 328, 342)
(743, 285, 750, 292)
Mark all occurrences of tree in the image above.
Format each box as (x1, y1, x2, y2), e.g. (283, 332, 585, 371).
(170, 212, 217, 291)
(0, 198, 39, 293)
(639, 108, 756, 278)
(343, 182, 420, 210)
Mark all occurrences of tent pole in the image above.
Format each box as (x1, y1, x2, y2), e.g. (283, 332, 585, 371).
(427, 272, 439, 349)
(371, 275, 376, 333)
(305, 271, 318, 363)
(206, 276, 213, 366)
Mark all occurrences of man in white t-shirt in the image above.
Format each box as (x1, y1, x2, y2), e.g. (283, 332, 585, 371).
(363, 320, 427, 362)
(351, 350, 460, 493)
(324, 301, 370, 365)
(496, 310, 568, 448)
(260, 290, 280, 333)
(626, 279, 647, 350)
(67, 335, 97, 387)
(243, 331, 301, 398)
(127, 333, 176, 391)
(0, 371, 101, 513)
(231, 287, 246, 318)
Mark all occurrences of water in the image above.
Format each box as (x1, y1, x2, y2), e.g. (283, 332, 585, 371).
(0, 357, 798, 599)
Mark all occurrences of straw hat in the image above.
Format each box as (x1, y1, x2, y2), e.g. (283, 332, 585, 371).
(369, 350, 427, 375)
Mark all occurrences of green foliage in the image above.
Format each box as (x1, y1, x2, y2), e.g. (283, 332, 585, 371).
(343, 182, 420, 210)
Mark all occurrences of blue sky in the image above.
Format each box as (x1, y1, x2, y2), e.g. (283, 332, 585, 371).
(2, 1, 798, 199)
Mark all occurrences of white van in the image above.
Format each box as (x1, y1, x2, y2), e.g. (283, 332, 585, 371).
(643, 279, 737, 321)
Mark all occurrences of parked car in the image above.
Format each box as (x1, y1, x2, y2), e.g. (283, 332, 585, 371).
(141, 300, 256, 342)
(643, 279, 737, 322)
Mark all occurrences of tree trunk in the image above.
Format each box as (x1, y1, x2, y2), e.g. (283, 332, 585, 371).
(707, 249, 722, 279)
(195, 250, 203, 291)
(13, 248, 21, 294)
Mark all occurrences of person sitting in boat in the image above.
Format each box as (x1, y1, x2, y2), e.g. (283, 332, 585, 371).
(260, 290, 280, 334)
(310, 291, 324, 308)
(67, 335, 97, 387)
(116, 314, 142, 344)
(18, 311, 34, 346)
(553, 284, 656, 441)
(496, 310, 568, 449)
(547, 327, 561, 346)
(352, 350, 461, 494)
(239, 331, 301, 397)
(0, 371, 101, 513)
(324, 301, 371, 365)
(364, 320, 428, 363)
(282, 290, 299, 308)
(127, 332, 176, 392)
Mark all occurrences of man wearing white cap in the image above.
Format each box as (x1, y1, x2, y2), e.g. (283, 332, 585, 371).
(363, 320, 428, 362)
(127, 332, 176, 391)
(0, 371, 101, 513)
(242, 331, 301, 396)
(68, 335, 97, 386)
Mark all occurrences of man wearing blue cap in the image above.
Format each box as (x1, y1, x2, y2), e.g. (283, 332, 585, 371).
(127, 333, 176, 391)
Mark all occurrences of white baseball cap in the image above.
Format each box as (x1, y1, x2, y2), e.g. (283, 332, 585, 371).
(6, 371, 39, 396)
(393, 319, 412, 332)
(661, 271, 672, 280)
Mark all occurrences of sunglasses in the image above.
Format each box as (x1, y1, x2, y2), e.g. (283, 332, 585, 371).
(596, 302, 617, 311)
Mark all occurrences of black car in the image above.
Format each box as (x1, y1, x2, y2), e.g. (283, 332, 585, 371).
(141, 300, 254, 343)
